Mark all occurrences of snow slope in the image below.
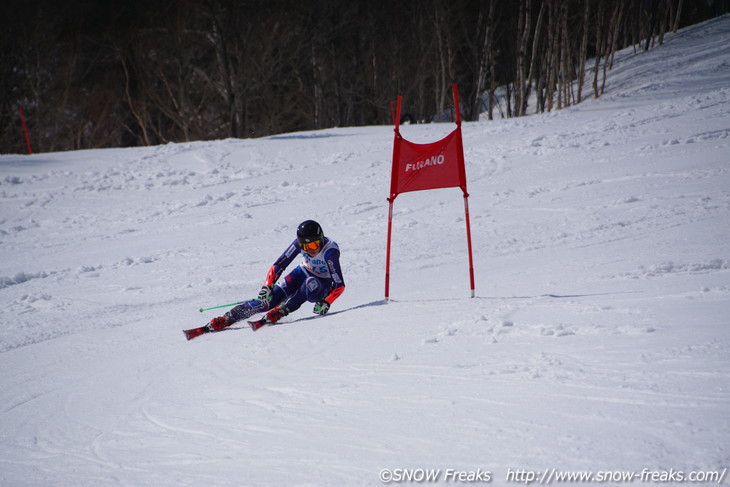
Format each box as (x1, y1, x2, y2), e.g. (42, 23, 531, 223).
(1, 15, 729, 487)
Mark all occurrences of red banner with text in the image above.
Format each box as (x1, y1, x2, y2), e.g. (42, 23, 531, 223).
(389, 127, 466, 199)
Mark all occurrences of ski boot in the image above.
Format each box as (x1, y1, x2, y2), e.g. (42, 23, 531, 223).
(206, 315, 232, 332)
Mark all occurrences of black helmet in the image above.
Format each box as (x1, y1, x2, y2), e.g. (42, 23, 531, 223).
(297, 220, 324, 249)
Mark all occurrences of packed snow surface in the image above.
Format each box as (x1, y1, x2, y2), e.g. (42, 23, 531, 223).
(1, 16, 729, 487)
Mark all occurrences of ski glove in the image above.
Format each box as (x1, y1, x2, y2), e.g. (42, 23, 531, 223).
(313, 300, 330, 315)
(258, 285, 273, 304)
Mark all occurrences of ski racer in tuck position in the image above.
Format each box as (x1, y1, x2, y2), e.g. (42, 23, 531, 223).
(207, 220, 345, 332)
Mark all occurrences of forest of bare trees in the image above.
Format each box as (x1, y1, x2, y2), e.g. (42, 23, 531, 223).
(1, 0, 727, 153)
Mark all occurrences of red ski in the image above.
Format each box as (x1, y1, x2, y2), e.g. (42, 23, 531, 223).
(183, 325, 210, 341)
(248, 318, 268, 331)
(183, 317, 265, 340)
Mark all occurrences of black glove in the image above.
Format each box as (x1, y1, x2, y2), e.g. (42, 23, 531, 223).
(258, 285, 273, 304)
(313, 300, 330, 315)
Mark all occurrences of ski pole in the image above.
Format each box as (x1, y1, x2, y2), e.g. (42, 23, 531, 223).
(199, 301, 244, 313)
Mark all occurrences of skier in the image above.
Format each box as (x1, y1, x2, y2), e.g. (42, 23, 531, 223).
(206, 220, 345, 332)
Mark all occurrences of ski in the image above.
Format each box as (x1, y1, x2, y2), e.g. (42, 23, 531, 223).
(248, 318, 268, 331)
(183, 325, 210, 340)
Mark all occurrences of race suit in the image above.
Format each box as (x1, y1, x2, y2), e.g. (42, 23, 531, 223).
(263, 237, 345, 312)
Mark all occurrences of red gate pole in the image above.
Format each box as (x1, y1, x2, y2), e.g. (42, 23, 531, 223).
(385, 96, 403, 301)
(452, 83, 475, 297)
(19, 107, 33, 154)
(463, 194, 476, 298)
(384, 198, 395, 301)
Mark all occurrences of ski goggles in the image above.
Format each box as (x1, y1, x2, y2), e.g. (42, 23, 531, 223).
(300, 240, 322, 252)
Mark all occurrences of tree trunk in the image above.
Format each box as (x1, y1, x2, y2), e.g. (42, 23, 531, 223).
(576, 1, 590, 103)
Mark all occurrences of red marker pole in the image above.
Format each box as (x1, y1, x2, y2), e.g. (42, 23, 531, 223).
(19, 107, 33, 154)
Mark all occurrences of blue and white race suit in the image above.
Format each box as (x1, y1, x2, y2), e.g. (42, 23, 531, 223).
(265, 237, 345, 312)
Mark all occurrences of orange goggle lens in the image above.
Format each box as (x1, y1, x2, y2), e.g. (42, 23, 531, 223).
(301, 240, 321, 252)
